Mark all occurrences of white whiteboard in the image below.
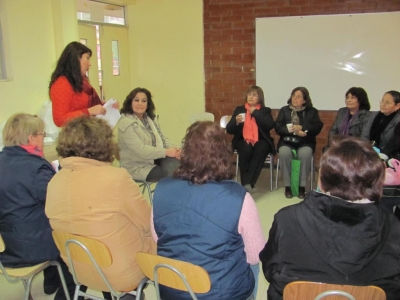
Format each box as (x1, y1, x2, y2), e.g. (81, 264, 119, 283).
(256, 12, 400, 110)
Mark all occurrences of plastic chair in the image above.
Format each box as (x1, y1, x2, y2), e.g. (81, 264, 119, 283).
(283, 281, 386, 300)
(0, 234, 70, 300)
(220, 115, 274, 191)
(136, 252, 211, 300)
(275, 155, 315, 190)
(52, 231, 148, 300)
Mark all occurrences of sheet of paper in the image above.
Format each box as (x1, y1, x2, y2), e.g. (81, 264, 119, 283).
(96, 98, 121, 128)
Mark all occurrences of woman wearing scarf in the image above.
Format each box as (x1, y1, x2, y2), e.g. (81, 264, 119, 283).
(324, 87, 371, 151)
(49, 42, 118, 127)
(366, 90, 400, 160)
(226, 86, 276, 193)
(0, 113, 76, 299)
(118, 87, 180, 181)
(275, 87, 323, 199)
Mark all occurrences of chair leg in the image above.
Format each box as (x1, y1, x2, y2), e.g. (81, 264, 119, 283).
(73, 284, 81, 300)
(23, 277, 34, 300)
(235, 153, 239, 182)
(269, 155, 274, 192)
(135, 277, 149, 300)
(310, 156, 314, 190)
(53, 261, 71, 300)
(275, 158, 280, 190)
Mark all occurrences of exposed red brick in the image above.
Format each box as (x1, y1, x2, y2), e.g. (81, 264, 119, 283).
(289, 0, 311, 5)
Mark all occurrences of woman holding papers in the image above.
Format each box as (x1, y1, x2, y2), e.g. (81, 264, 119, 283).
(118, 87, 180, 181)
(49, 41, 118, 127)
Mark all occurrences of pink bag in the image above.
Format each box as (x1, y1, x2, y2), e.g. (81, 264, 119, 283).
(384, 159, 400, 186)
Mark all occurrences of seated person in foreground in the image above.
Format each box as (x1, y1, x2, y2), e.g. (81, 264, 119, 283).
(152, 121, 265, 300)
(0, 113, 75, 299)
(118, 87, 180, 181)
(260, 135, 400, 300)
(45, 116, 156, 295)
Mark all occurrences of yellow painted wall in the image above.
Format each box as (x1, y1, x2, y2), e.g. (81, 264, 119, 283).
(0, 0, 78, 124)
(126, 0, 205, 144)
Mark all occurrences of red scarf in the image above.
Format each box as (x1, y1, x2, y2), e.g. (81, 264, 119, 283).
(82, 77, 102, 107)
(243, 103, 261, 146)
(20, 144, 44, 157)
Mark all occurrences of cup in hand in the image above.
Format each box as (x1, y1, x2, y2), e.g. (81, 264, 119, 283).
(286, 123, 293, 131)
(239, 113, 246, 122)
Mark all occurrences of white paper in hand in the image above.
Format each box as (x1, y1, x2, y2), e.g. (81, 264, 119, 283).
(97, 99, 121, 128)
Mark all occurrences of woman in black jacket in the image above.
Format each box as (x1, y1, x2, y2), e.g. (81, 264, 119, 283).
(226, 86, 275, 193)
(275, 87, 323, 199)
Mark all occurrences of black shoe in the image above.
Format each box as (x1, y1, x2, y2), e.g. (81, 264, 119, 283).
(298, 186, 306, 199)
(284, 186, 293, 199)
(44, 285, 59, 295)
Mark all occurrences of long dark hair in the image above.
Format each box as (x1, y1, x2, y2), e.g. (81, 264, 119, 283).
(287, 87, 313, 108)
(120, 87, 156, 120)
(49, 42, 92, 93)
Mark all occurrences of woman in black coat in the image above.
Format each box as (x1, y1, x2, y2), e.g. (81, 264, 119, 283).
(226, 86, 275, 193)
(275, 87, 323, 199)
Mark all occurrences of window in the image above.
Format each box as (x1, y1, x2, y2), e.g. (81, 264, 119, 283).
(0, 15, 6, 80)
(111, 40, 120, 76)
(76, 0, 125, 26)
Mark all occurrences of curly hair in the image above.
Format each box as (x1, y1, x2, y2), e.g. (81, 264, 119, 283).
(49, 41, 92, 93)
(56, 116, 115, 163)
(174, 121, 234, 184)
(287, 86, 313, 108)
(345, 87, 371, 111)
(320, 135, 385, 202)
(3, 113, 44, 146)
(120, 87, 156, 120)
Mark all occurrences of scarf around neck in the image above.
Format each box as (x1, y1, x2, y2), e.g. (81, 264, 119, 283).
(82, 77, 102, 107)
(20, 144, 44, 157)
(339, 109, 360, 135)
(243, 103, 261, 146)
(289, 104, 306, 125)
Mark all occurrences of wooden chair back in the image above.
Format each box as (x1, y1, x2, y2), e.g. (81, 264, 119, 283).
(283, 281, 386, 300)
(52, 231, 112, 268)
(0, 235, 5, 252)
(136, 252, 211, 293)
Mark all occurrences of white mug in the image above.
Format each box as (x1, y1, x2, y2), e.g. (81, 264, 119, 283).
(239, 113, 246, 121)
(286, 123, 293, 131)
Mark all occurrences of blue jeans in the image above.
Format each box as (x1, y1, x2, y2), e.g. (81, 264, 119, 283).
(250, 263, 260, 299)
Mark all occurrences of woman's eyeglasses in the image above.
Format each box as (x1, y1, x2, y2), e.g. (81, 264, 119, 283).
(34, 131, 47, 137)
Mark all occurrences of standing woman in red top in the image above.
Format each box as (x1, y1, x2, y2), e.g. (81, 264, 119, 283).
(49, 42, 116, 127)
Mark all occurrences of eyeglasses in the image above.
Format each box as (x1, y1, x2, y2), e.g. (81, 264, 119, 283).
(247, 92, 259, 98)
(34, 131, 46, 137)
(379, 100, 394, 106)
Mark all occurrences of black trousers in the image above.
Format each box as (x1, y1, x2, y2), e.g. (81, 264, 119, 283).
(235, 139, 271, 187)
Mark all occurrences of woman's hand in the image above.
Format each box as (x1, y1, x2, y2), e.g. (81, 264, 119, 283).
(236, 114, 245, 124)
(293, 125, 302, 133)
(296, 130, 307, 137)
(88, 104, 106, 116)
(249, 106, 256, 114)
(166, 148, 180, 158)
(112, 101, 120, 109)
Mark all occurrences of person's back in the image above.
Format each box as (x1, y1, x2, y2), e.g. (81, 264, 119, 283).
(154, 177, 254, 300)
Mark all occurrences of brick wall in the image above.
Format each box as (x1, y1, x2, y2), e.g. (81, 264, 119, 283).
(203, 0, 400, 166)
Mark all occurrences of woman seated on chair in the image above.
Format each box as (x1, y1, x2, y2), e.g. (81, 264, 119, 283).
(366, 90, 400, 160)
(152, 121, 265, 300)
(226, 85, 275, 193)
(275, 87, 323, 199)
(45, 116, 156, 296)
(260, 135, 400, 300)
(118, 87, 180, 181)
(324, 87, 371, 151)
(0, 113, 75, 299)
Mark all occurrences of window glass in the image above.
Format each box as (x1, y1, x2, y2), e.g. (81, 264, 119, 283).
(76, 0, 125, 26)
(111, 40, 120, 76)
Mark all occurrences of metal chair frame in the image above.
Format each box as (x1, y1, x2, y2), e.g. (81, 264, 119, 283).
(63, 238, 147, 300)
(314, 290, 355, 300)
(0, 235, 70, 300)
(275, 155, 315, 190)
(134, 179, 155, 205)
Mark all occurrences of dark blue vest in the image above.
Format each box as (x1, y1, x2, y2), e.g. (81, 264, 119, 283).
(153, 177, 254, 300)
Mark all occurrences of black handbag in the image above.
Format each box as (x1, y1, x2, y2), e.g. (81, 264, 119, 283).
(283, 135, 301, 146)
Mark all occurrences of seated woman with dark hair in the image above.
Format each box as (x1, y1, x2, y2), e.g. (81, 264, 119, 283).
(0, 113, 75, 299)
(152, 121, 265, 300)
(366, 90, 400, 160)
(46, 116, 155, 298)
(260, 135, 400, 300)
(325, 87, 371, 150)
(118, 87, 180, 181)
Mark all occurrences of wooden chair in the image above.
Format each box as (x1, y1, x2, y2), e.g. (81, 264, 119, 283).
(136, 252, 211, 300)
(220, 115, 274, 191)
(283, 281, 386, 300)
(52, 231, 148, 300)
(0, 234, 70, 300)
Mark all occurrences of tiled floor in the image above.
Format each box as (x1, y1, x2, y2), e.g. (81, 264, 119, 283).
(0, 169, 306, 300)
